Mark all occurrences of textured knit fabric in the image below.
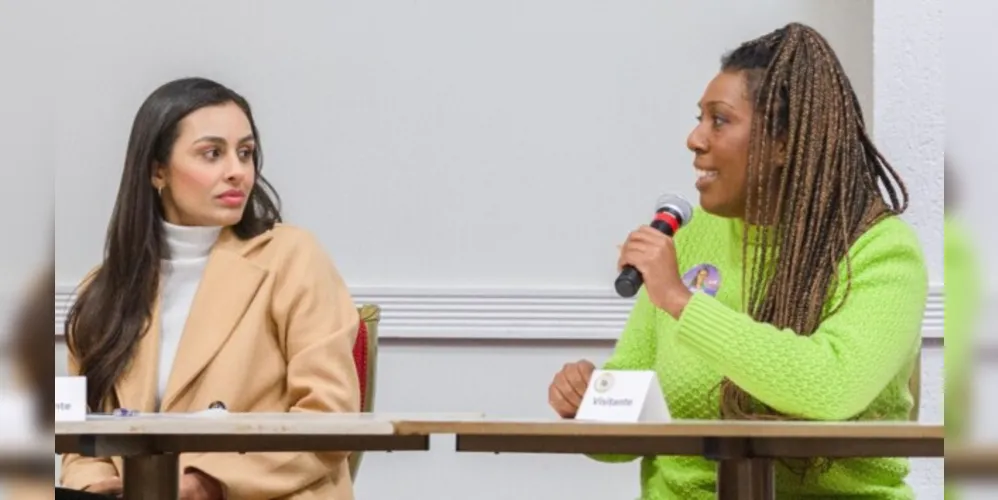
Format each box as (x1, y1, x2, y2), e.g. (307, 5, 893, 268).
(593, 208, 929, 499)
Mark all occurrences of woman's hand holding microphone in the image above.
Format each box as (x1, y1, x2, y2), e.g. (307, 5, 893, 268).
(548, 224, 692, 418)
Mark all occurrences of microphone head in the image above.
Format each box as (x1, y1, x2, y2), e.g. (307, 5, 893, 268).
(655, 194, 694, 226)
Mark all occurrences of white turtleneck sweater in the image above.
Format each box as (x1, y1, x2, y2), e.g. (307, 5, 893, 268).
(157, 221, 222, 410)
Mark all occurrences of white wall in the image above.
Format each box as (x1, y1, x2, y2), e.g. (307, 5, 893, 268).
(873, 0, 944, 284)
(35, 0, 956, 498)
(51, 0, 877, 291)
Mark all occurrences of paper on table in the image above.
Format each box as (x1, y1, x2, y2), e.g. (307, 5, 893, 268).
(87, 409, 230, 419)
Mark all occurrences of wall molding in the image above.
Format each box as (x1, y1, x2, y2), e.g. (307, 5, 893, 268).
(54, 283, 944, 341)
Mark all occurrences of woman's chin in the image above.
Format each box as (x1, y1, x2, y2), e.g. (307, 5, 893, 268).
(698, 195, 743, 219)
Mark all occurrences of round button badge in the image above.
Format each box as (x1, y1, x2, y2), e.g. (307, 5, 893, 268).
(682, 264, 721, 297)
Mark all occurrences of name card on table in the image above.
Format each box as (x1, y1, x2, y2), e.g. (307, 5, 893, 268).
(575, 370, 670, 423)
(55, 376, 87, 422)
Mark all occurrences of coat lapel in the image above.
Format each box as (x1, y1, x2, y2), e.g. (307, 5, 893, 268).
(160, 228, 268, 410)
(113, 295, 161, 412)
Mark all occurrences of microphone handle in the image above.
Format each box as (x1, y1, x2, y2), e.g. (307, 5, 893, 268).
(613, 218, 677, 298)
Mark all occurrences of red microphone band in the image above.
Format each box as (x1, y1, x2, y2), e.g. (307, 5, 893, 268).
(653, 211, 680, 234)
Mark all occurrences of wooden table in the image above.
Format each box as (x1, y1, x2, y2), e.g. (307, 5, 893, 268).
(394, 418, 945, 500)
(56, 413, 472, 499)
(58, 414, 944, 500)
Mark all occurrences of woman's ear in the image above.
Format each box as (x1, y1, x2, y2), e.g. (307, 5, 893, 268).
(151, 162, 167, 191)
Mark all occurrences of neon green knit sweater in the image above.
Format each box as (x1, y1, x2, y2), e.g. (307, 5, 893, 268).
(594, 208, 929, 499)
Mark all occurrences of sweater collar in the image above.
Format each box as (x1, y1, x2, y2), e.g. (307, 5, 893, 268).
(162, 221, 222, 261)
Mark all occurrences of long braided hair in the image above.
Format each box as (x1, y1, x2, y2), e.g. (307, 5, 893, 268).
(715, 23, 909, 463)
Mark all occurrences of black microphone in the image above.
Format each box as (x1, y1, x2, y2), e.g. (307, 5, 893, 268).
(614, 194, 695, 298)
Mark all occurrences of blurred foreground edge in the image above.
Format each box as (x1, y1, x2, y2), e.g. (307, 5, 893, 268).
(946, 444, 998, 480)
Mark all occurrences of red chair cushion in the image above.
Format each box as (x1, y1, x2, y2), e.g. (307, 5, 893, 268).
(353, 321, 369, 410)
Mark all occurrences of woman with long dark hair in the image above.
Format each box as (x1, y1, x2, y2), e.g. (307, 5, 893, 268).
(60, 77, 361, 499)
(549, 23, 929, 498)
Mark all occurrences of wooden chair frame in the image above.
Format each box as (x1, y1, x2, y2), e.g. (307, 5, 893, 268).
(348, 304, 380, 480)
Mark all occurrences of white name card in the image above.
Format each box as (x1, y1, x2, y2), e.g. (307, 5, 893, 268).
(55, 376, 87, 422)
(575, 370, 671, 423)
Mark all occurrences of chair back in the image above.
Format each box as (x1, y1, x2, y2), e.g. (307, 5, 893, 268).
(349, 304, 380, 480)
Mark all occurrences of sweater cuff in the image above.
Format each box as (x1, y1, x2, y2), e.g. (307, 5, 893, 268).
(674, 291, 748, 363)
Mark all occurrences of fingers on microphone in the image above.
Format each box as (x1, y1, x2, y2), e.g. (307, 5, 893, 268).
(620, 249, 649, 271)
(626, 238, 657, 253)
(633, 226, 669, 242)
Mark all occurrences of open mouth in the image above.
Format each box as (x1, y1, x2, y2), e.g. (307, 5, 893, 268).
(695, 168, 718, 189)
(695, 168, 717, 180)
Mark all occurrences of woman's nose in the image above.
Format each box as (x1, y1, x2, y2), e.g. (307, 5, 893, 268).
(687, 124, 707, 154)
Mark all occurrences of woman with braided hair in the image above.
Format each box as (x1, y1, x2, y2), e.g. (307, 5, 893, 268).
(548, 23, 928, 498)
